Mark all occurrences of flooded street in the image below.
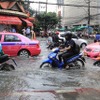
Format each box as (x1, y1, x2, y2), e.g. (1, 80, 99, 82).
(0, 37, 100, 100)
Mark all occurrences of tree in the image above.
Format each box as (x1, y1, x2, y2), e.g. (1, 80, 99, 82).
(36, 12, 60, 34)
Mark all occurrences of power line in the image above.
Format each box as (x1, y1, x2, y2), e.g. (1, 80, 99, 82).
(23, 1, 100, 8)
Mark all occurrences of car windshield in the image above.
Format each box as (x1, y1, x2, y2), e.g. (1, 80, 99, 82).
(57, 30, 65, 32)
(72, 34, 78, 38)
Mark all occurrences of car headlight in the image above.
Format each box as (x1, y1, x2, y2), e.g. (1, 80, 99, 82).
(93, 49, 100, 52)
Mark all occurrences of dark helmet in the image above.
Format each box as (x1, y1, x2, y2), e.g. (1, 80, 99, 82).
(64, 32, 72, 40)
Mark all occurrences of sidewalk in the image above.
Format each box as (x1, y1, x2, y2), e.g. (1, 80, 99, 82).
(1, 87, 100, 100)
(55, 87, 100, 100)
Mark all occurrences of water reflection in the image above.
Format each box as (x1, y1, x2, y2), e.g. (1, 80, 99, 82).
(0, 37, 100, 99)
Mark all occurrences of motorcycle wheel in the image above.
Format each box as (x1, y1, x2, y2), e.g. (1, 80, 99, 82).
(40, 62, 53, 69)
(81, 56, 86, 62)
(94, 62, 100, 67)
(74, 59, 85, 69)
(1, 63, 15, 71)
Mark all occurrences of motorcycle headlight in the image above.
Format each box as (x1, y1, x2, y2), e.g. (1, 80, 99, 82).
(48, 53, 56, 59)
(49, 55, 53, 59)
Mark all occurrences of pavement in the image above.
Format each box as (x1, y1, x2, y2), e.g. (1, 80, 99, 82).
(1, 87, 100, 100)
(55, 87, 100, 100)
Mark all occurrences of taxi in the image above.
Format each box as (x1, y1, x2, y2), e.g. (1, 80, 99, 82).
(0, 32, 41, 57)
(84, 42, 100, 58)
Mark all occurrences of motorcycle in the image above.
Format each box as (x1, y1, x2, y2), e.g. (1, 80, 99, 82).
(40, 48, 85, 69)
(47, 40, 64, 50)
(47, 42, 62, 50)
(0, 54, 17, 71)
(0, 43, 17, 71)
(93, 60, 100, 67)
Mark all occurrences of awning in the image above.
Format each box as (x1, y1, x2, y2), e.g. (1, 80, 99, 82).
(21, 18, 33, 26)
(0, 15, 22, 25)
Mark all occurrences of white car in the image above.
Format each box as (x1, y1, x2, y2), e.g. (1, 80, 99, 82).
(58, 33, 88, 48)
(55, 30, 66, 35)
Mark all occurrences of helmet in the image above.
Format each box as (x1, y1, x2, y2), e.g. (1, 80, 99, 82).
(64, 32, 72, 40)
(56, 31, 59, 35)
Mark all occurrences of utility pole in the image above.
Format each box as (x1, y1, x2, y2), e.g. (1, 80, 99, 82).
(38, 1, 40, 12)
(46, 0, 48, 13)
(87, 0, 90, 26)
(24, 0, 29, 10)
(86, 0, 91, 34)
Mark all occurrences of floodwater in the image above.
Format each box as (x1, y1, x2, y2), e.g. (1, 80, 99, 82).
(0, 37, 100, 100)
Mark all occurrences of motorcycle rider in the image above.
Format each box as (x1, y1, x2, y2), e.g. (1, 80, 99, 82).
(0, 43, 9, 63)
(92, 52, 100, 66)
(46, 33, 53, 49)
(0, 43, 4, 56)
(52, 33, 64, 47)
(58, 32, 77, 69)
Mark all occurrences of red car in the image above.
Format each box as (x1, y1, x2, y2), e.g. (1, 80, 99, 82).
(84, 42, 100, 58)
(0, 32, 41, 57)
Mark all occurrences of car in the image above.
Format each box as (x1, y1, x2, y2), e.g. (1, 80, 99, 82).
(94, 34, 100, 42)
(0, 32, 41, 57)
(84, 42, 100, 58)
(58, 32, 88, 48)
(55, 29, 66, 35)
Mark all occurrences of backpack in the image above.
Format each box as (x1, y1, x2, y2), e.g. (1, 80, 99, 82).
(74, 43, 80, 54)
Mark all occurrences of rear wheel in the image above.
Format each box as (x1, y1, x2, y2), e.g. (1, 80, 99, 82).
(74, 59, 85, 69)
(81, 43, 87, 49)
(18, 50, 29, 58)
(40, 62, 52, 69)
(94, 62, 100, 67)
(9, 64, 15, 70)
(1, 63, 15, 71)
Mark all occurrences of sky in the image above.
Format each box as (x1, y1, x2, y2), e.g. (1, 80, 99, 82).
(30, 0, 57, 12)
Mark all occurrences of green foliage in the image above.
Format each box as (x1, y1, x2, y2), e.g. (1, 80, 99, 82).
(35, 12, 60, 32)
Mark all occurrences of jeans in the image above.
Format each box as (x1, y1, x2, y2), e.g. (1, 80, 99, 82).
(58, 51, 74, 67)
(0, 54, 9, 63)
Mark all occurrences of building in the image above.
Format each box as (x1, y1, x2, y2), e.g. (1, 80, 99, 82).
(57, 0, 64, 17)
(62, 0, 99, 28)
(0, 0, 33, 32)
(30, 0, 57, 13)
